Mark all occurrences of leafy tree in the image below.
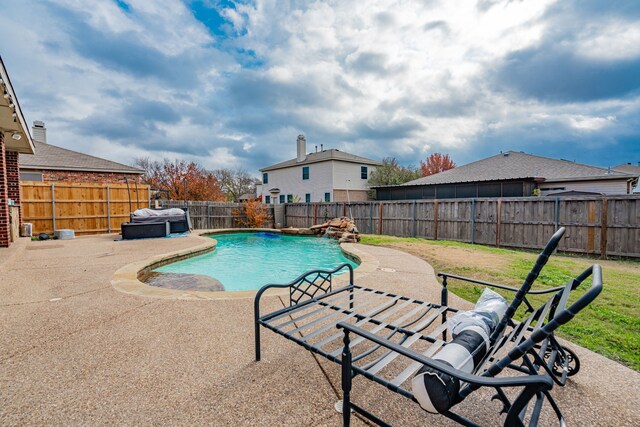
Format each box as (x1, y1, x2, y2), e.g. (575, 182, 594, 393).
(420, 153, 456, 177)
(213, 168, 261, 202)
(368, 157, 421, 186)
(232, 199, 272, 228)
(134, 157, 226, 201)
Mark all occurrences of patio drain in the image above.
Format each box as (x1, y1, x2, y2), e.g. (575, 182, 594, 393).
(378, 267, 396, 273)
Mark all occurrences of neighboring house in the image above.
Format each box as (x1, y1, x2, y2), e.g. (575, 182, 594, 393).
(19, 121, 144, 184)
(238, 193, 259, 201)
(259, 135, 381, 204)
(0, 56, 35, 247)
(614, 162, 640, 193)
(374, 151, 638, 200)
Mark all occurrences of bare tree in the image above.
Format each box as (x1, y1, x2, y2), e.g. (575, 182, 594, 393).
(213, 168, 260, 202)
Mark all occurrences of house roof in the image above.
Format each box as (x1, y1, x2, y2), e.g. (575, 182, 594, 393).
(613, 163, 640, 175)
(376, 151, 635, 188)
(260, 149, 382, 172)
(20, 141, 144, 174)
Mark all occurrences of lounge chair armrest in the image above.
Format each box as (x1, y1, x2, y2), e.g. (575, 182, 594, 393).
(436, 272, 565, 295)
(255, 263, 354, 323)
(437, 272, 520, 292)
(337, 322, 553, 390)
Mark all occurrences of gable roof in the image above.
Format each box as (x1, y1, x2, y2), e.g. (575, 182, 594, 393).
(614, 163, 640, 175)
(20, 141, 144, 174)
(260, 149, 382, 172)
(379, 151, 635, 188)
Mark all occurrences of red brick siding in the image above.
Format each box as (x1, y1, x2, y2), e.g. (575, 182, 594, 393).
(40, 170, 142, 184)
(0, 132, 9, 247)
(6, 151, 21, 224)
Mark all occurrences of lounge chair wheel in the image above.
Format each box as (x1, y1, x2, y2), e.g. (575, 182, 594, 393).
(546, 346, 580, 377)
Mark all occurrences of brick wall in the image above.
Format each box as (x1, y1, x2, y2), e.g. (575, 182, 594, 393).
(6, 151, 21, 223)
(40, 170, 141, 184)
(0, 132, 9, 247)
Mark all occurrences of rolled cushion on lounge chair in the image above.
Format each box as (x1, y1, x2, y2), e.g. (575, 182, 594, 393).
(412, 327, 489, 413)
(412, 288, 508, 414)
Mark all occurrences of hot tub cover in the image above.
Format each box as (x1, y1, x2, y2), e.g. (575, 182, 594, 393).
(132, 208, 186, 217)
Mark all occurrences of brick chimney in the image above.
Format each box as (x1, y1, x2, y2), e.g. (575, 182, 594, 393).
(32, 120, 46, 143)
(296, 134, 306, 162)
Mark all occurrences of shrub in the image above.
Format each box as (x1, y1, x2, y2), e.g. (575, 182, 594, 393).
(233, 200, 272, 228)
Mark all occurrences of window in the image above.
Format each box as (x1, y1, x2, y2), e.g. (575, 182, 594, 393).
(324, 192, 331, 202)
(406, 187, 422, 199)
(279, 195, 285, 204)
(20, 172, 43, 182)
(361, 166, 368, 179)
(478, 183, 501, 197)
(436, 185, 455, 199)
(265, 195, 271, 204)
(502, 182, 524, 197)
(262, 172, 268, 184)
(305, 193, 311, 203)
(302, 166, 309, 180)
(455, 184, 477, 198)
(287, 194, 293, 203)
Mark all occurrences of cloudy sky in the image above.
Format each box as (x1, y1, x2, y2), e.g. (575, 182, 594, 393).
(1, 0, 639, 174)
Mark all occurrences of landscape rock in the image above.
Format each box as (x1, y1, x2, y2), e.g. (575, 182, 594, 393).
(306, 217, 361, 243)
(328, 219, 343, 227)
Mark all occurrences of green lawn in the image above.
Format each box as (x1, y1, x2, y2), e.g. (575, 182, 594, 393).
(360, 234, 640, 371)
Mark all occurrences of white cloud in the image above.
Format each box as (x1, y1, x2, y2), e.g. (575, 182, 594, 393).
(575, 20, 640, 61)
(567, 115, 616, 131)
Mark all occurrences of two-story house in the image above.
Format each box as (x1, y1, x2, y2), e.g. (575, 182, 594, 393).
(259, 135, 381, 204)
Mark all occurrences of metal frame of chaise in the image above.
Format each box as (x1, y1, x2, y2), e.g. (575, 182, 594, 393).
(254, 227, 602, 426)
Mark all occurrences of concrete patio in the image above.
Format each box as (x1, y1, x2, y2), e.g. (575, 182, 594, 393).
(1, 233, 639, 426)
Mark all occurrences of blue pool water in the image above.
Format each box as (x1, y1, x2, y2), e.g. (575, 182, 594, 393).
(154, 232, 358, 291)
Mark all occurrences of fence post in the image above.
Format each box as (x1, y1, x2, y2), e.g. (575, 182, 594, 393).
(369, 202, 373, 233)
(554, 196, 559, 231)
(51, 183, 56, 233)
(106, 185, 111, 233)
(496, 199, 502, 247)
(471, 198, 475, 244)
(313, 203, 317, 225)
(378, 202, 383, 235)
(433, 200, 438, 240)
(600, 198, 608, 259)
(412, 200, 417, 237)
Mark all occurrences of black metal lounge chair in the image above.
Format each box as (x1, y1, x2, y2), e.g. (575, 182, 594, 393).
(254, 228, 602, 426)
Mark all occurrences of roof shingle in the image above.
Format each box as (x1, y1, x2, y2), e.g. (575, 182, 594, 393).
(383, 151, 634, 187)
(20, 141, 143, 174)
(260, 149, 381, 172)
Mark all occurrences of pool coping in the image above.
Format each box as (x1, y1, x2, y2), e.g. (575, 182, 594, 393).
(110, 229, 378, 300)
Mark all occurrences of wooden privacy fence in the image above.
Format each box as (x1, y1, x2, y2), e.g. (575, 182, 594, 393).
(284, 196, 640, 258)
(22, 181, 150, 235)
(159, 200, 275, 229)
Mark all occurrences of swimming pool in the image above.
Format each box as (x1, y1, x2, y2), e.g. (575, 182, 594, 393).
(153, 232, 358, 291)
